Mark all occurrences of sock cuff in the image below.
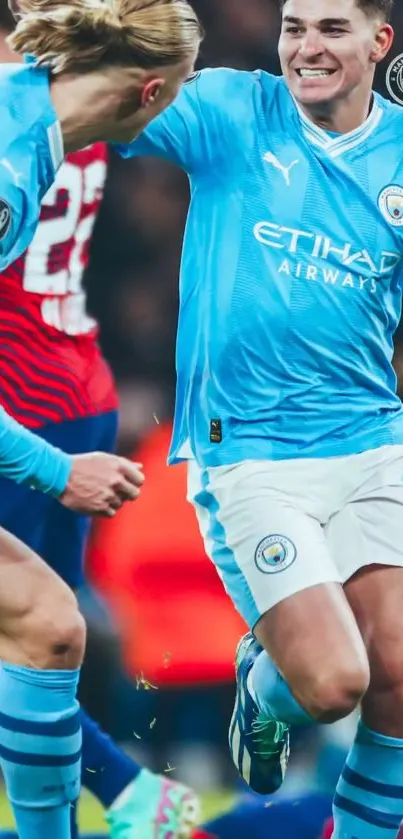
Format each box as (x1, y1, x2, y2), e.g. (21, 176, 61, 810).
(357, 720, 403, 750)
(1, 664, 80, 689)
(0, 665, 81, 718)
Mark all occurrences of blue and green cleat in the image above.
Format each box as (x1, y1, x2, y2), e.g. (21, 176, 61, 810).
(229, 632, 290, 795)
(106, 768, 200, 839)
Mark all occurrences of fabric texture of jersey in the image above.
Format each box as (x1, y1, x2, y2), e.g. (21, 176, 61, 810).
(0, 143, 118, 428)
(117, 69, 403, 466)
(0, 61, 63, 270)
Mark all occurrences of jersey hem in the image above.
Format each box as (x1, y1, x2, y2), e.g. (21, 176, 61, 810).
(168, 418, 403, 466)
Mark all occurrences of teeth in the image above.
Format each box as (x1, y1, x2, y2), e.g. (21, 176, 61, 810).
(298, 69, 332, 78)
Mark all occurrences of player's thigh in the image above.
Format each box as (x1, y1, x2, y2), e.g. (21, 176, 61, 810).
(0, 525, 84, 665)
(188, 460, 368, 706)
(36, 411, 119, 455)
(41, 501, 90, 588)
(98, 409, 119, 454)
(344, 564, 403, 723)
(332, 488, 403, 727)
(0, 472, 88, 588)
(0, 463, 87, 588)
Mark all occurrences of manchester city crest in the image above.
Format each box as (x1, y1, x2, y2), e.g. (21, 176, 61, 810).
(386, 53, 403, 106)
(0, 199, 11, 241)
(378, 185, 403, 227)
(254, 534, 297, 574)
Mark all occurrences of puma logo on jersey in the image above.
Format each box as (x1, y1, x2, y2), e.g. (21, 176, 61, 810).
(263, 152, 299, 187)
(0, 158, 24, 187)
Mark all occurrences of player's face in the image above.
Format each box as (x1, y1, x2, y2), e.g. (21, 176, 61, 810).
(278, 0, 393, 108)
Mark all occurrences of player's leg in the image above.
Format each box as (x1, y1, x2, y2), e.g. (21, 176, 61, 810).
(0, 467, 197, 839)
(36, 497, 143, 839)
(325, 449, 403, 839)
(338, 567, 403, 839)
(0, 527, 85, 839)
(188, 459, 370, 794)
(0, 413, 147, 832)
(36, 412, 199, 838)
(200, 791, 333, 839)
(0, 437, 145, 838)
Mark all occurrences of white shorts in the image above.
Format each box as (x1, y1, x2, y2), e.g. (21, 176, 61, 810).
(187, 446, 403, 629)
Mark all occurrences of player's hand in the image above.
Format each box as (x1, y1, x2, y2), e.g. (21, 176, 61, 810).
(58, 452, 145, 517)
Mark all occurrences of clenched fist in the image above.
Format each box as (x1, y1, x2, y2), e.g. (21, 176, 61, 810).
(59, 452, 144, 517)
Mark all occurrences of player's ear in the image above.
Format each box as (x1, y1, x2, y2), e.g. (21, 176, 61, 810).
(369, 23, 394, 64)
(8, 0, 22, 20)
(141, 79, 165, 108)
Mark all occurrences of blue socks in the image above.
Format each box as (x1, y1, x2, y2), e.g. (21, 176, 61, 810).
(333, 721, 403, 838)
(0, 663, 81, 839)
(80, 708, 141, 808)
(250, 649, 312, 725)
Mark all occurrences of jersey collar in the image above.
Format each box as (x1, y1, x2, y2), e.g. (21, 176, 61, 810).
(47, 121, 64, 173)
(293, 93, 384, 157)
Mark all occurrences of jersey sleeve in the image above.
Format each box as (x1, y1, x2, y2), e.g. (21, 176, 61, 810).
(0, 63, 62, 271)
(0, 404, 72, 495)
(115, 68, 258, 174)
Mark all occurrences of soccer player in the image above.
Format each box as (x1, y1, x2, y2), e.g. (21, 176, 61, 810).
(0, 2, 202, 838)
(1, 0, 202, 270)
(0, 14, 200, 836)
(116, 0, 403, 836)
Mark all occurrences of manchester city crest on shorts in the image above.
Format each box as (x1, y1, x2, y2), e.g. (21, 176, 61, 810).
(378, 185, 403, 227)
(254, 534, 296, 574)
(0, 199, 11, 241)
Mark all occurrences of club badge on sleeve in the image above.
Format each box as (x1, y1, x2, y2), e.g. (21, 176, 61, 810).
(0, 200, 12, 241)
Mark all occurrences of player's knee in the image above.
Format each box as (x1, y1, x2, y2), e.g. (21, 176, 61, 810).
(368, 650, 403, 704)
(307, 661, 370, 723)
(48, 605, 86, 669)
(30, 587, 86, 670)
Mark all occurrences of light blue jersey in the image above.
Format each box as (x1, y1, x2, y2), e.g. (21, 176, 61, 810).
(117, 69, 403, 466)
(0, 61, 69, 493)
(0, 61, 63, 270)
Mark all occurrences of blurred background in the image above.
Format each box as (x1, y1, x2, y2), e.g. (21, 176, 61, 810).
(3, 0, 403, 834)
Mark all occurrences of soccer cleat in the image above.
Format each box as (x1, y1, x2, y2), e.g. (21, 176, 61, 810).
(106, 768, 200, 839)
(229, 632, 290, 795)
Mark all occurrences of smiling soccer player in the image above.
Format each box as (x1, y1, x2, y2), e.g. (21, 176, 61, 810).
(117, 1, 403, 837)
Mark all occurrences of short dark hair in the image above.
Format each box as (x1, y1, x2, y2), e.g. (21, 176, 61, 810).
(280, 0, 394, 21)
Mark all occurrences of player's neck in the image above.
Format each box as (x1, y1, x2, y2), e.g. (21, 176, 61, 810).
(49, 69, 145, 151)
(299, 88, 374, 135)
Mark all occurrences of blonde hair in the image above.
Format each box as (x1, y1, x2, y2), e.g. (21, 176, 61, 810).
(8, 0, 203, 74)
